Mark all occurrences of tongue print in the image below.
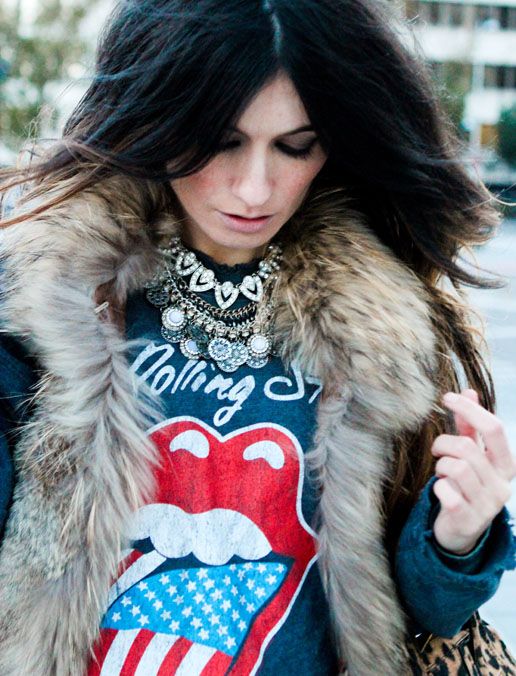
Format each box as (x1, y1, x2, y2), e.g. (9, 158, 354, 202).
(90, 419, 318, 675)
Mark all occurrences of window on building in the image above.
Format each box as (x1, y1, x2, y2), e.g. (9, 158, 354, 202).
(448, 3, 463, 26)
(508, 7, 516, 29)
(504, 66, 516, 89)
(429, 1, 440, 24)
(475, 5, 501, 29)
(484, 65, 497, 88)
(484, 65, 516, 89)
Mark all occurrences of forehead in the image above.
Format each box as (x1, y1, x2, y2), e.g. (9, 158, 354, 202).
(235, 72, 311, 137)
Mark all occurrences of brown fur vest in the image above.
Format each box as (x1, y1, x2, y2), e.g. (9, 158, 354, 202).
(0, 176, 437, 675)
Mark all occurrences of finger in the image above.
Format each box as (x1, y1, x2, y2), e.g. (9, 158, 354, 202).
(434, 456, 485, 504)
(431, 434, 497, 486)
(433, 477, 466, 512)
(454, 389, 479, 441)
(442, 393, 514, 476)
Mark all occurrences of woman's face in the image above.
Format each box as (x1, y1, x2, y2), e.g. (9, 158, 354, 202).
(170, 72, 327, 264)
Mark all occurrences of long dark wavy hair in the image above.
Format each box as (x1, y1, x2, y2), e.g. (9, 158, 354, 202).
(0, 0, 502, 551)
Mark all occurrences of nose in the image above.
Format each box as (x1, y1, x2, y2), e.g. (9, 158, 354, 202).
(231, 149, 273, 209)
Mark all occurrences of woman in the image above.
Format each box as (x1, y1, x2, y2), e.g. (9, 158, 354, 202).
(0, 0, 514, 674)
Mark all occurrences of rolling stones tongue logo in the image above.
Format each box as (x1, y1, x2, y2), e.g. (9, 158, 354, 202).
(90, 418, 318, 676)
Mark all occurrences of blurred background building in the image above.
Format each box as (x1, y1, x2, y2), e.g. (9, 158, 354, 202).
(402, 0, 516, 198)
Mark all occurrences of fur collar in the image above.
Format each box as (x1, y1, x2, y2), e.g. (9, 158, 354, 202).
(0, 176, 437, 675)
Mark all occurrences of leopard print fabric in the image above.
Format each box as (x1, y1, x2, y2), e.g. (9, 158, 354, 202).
(407, 612, 516, 674)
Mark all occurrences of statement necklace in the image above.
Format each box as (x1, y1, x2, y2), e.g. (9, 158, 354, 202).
(144, 237, 282, 372)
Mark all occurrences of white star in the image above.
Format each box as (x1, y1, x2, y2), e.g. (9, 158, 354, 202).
(202, 603, 213, 614)
(225, 636, 236, 649)
(130, 605, 140, 616)
(257, 563, 266, 573)
(170, 620, 180, 632)
(276, 564, 285, 573)
(167, 585, 178, 596)
(203, 578, 215, 591)
(179, 571, 189, 581)
(145, 590, 156, 600)
(239, 595, 246, 605)
(230, 586, 238, 596)
(153, 600, 163, 610)
(186, 581, 197, 592)
(209, 614, 220, 626)
(182, 606, 193, 617)
(197, 569, 208, 580)
(231, 610, 240, 621)
(159, 574, 170, 585)
(255, 587, 266, 599)
(191, 617, 202, 629)
(173, 595, 184, 605)
(243, 563, 253, 570)
(237, 570, 245, 580)
(199, 628, 210, 641)
(161, 610, 172, 620)
(266, 575, 277, 585)
(222, 575, 231, 586)
(246, 579, 255, 590)
(218, 624, 228, 636)
(121, 596, 131, 607)
(246, 603, 255, 613)
(221, 599, 231, 612)
(211, 589, 222, 601)
(229, 564, 236, 571)
(111, 612, 121, 622)
(238, 620, 246, 631)
(193, 592, 205, 604)
(137, 581, 148, 591)
(138, 614, 149, 626)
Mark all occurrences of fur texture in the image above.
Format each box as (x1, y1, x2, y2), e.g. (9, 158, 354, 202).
(0, 177, 437, 675)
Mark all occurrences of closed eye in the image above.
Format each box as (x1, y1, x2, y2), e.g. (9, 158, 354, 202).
(243, 441, 285, 469)
(216, 138, 317, 160)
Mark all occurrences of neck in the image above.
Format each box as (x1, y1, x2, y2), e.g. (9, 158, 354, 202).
(181, 230, 267, 266)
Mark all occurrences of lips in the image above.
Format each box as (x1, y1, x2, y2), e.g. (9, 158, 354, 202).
(218, 211, 273, 233)
(95, 419, 318, 675)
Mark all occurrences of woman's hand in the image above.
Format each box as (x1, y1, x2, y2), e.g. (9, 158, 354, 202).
(431, 389, 516, 555)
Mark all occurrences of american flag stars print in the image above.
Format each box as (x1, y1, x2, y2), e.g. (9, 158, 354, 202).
(102, 560, 289, 657)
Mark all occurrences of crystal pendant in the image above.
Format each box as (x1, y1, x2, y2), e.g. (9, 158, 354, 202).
(240, 275, 263, 302)
(248, 334, 270, 357)
(161, 326, 184, 343)
(229, 342, 249, 367)
(214, 281, 239, 310)
(162, 306, 187, 331)
(247, 354, 269, 369)
(176, 251, 200, 276)
(146, 286, 170, 307)
(218, 359, 239, 373)
(180, 338, 201, 360)
(189, 267, 216, 292)
(208, 337, 232, 361)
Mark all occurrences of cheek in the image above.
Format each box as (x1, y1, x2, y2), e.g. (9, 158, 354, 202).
(279, 160, 325, 206)
(173, 160, 226, 203)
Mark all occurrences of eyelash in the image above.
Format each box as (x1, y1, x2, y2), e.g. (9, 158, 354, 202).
(216, 139, 316, 160)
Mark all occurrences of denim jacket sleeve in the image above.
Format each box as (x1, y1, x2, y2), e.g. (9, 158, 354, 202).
(394, 476, 516, 637)
(0, 331, 40, 540)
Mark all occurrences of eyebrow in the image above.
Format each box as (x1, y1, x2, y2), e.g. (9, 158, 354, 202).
(228, 124, 315, 138)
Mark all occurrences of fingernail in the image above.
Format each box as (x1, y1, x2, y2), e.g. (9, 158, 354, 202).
(443, 392, 459, 404)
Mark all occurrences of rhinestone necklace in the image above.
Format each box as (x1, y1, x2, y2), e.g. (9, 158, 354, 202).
(170, 236, 282, 309)
(144, 238, 282, 372)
